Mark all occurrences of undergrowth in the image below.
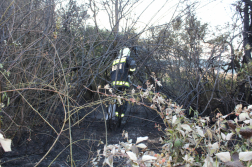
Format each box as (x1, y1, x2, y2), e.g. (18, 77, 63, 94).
(93, 75, 252, 167)
(0, 71, 252, 167)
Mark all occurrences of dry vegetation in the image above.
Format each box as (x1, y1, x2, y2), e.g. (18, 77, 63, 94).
(0, 0, 252, 166)
(95, 81, 252, 167)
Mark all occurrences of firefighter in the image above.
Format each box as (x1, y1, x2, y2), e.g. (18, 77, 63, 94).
(111, 47, 136, 118)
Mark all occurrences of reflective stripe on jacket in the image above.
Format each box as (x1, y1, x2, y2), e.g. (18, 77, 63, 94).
(111, 81, 130, 87)
(111, 56, 136, 88)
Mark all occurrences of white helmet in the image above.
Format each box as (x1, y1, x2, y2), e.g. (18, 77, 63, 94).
(118, 47, 130, 59)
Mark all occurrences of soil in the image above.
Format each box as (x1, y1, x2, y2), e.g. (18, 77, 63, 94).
(0, 103, 164, 167)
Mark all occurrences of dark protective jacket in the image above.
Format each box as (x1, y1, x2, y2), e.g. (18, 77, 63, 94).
(111, 56, 136, 88)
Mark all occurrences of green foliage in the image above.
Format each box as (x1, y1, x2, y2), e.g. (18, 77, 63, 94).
(237, 62, 252, 81)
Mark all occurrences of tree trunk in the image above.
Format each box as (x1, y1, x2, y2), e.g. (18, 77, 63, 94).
(243, 0, 252, 63)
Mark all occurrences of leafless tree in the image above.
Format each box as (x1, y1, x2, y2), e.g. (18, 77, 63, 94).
(1, 0, 248, 166)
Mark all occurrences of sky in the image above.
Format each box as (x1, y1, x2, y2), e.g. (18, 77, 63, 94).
(196, 0, 238, 28)
(85, 0, 239, 32)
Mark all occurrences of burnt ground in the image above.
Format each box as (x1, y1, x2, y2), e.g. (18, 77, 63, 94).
(0, 103, 164, 167)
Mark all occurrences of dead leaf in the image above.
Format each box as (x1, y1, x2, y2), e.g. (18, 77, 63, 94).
(216, 152, 231, 162)
(196, 126, 205, 137)
(238, 113, 250, 121)
(239, 151, 252, 161)
(206, 128, 213, 140)
(0, 138, 11, 152)
(142, 155, 157, 162)
(136, 136, 148, 144)
(126, 151, 137, 161)
(227, 120, 236, 131)
(181, 124, 192, 132)
(136, 143, 147, 149)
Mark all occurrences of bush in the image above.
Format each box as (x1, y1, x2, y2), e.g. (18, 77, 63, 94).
(94, 78, 252, 167)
